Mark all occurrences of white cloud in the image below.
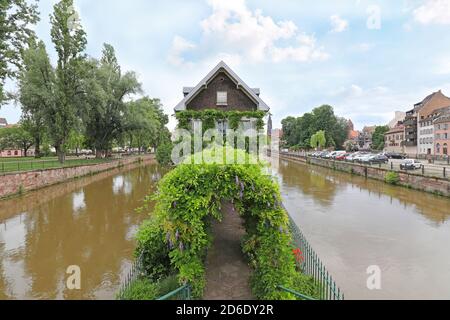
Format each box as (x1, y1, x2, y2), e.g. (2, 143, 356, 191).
(330, 15, 349, 33)
(413, 0, 450, 25)
(351, 42, 374, 52)
(169, 0, 328, 65)
(167, 35, 196, 66)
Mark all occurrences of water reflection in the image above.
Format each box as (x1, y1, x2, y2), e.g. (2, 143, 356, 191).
(0, 162, 166, 300)
(277, 158, 450, 299)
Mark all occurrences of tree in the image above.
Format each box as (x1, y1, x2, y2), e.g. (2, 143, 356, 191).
(123, 97, 169, 153)
(0, 0, 39, 105)
(18, 39, 55, 158)
(372, 125, 389, 150)
(0, 125, 34, 157)
(281, 105, 349, 149)
(50, 0, 87, 163)
(310, 130, 326, 150)
(82, 44, 141, 158)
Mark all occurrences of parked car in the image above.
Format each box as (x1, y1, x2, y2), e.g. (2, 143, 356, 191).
(335, 153, 348, 161)
(368, 154, 389, 164)
(400, 159, 423, 170)
(320, 151, 331, 158)
(359, 154, 375, 164)
(385, 152, 406, 160)
(331, 151, 347, 160)
(353, 153, 370, 162)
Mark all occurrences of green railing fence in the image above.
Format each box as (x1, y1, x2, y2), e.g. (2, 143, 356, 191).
(156, 284, 192, 300)
(283, 204, 344, 300)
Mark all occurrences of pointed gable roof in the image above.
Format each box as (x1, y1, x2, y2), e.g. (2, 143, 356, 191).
(174, 61, 270, 112)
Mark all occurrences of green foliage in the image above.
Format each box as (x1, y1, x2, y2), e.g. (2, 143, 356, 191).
(282, 105, 349, 149)
(156, 143, 173, 166)
(122, 97, 169, 153)
(0, 125, 34, 156)
(310, 130, 327, 150)
(82, 44, 142, 157)
(118, 275, 181, 300)
(372, 125, 390, 150)
(0, 0, 39, 105)
(135, 218, 174, 282)
(385, 171, 400, 185)
(119, 279, 159, 300)
(138, 147, 306, 299)
(290, 273, 321, 300)
(49, 0, 87, 163)
(175, 110, 266, 132)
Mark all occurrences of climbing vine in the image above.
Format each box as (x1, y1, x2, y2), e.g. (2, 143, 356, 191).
(135, 148, 317, 299)
(175, 110, 266, 132)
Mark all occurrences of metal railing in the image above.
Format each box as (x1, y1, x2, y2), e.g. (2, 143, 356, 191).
(282, 152, 449, 180)
(156, 284, 192, 300)
(116, 253, 145, 300)
(283, 205, 344, 300)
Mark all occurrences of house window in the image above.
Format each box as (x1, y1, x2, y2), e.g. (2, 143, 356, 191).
(444, 143, 448, 155)
(217, 91, 228, 106)
(216, 120, 228, 136)
(436, 143, 441, 154)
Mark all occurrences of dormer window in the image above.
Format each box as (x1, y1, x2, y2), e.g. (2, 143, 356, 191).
(217, 91, 228, 106)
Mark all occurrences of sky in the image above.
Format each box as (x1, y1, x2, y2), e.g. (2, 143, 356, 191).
(1, 0, 450, 131)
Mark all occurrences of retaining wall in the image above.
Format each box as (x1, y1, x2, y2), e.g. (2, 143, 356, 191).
(0, 155, 155, 199)
(280, 153, 450, 197)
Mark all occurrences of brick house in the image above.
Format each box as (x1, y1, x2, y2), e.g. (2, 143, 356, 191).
(174, 61, 270, 132)
(404, 90, 450, 156)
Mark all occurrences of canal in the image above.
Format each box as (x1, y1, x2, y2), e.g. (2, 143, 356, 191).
(277, 158, 450, 299)
(0, 158, 449, 299)
(0, 162, 166, 300)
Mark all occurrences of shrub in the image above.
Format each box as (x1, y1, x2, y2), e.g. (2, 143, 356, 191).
(156, 143, 173, 166)
(135, 218, 174, 281)
(291, 272, 321, 300)
(119, 279, 159, 300)
(385, 171, 400, 185)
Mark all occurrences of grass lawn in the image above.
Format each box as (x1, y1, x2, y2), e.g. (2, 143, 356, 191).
(0, 156, 112, 174)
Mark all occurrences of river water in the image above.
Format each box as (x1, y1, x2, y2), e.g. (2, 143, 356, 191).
(0, 162, 166, 300)
(1, 159, 449, 299)
(277, 158, 450, 300)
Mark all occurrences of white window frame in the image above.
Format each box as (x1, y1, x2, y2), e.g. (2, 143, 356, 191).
(217, 91, 228, 106)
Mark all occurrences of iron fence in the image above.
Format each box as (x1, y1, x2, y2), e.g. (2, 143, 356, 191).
(284, 205, 345, 300)
(282, 152, 449, 180)
(116, 253, 145, 300)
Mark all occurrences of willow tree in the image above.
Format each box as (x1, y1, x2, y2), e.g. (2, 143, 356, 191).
(83, 44, 141, 158)
(310, 130, 326, 150)
(50, 0, 87, 163)
(0, 0, 39, 105)
(18, 39, 55, 158)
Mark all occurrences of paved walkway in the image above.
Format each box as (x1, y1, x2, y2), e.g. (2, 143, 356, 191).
(203, 202, 254, 300)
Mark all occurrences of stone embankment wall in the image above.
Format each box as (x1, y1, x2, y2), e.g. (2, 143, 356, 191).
(0, 155, 155, 199)
(280, 153, 450, 197)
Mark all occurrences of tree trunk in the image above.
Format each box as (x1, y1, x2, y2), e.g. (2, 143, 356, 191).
(96, 149, 103, 159)
(56, 144, 66, 164)
(35, 136, 41, 158)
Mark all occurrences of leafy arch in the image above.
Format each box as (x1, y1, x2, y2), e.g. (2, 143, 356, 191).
(137, 149, 308, 299)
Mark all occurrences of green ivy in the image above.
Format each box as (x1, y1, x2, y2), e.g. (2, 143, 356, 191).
(175, 110, 266, 131)
(136, 147, 310, 299)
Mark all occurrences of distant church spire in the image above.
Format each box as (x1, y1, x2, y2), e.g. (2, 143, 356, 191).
(267, 113, 273, 137)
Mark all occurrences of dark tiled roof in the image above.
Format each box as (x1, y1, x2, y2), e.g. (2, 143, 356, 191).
(0, 118, 8, 125)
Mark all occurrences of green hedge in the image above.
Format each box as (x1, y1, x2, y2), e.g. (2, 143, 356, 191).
(135, 147, 312, 299)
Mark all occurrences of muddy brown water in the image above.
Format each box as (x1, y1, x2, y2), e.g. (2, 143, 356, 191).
(277, 158, 450, 299)
(1, 158, 450, 300)
(0, 162, 166, 300)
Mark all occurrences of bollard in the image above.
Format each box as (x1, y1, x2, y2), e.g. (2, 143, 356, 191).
(422, 165, 425, 175)
(444, 167, 447, 178)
